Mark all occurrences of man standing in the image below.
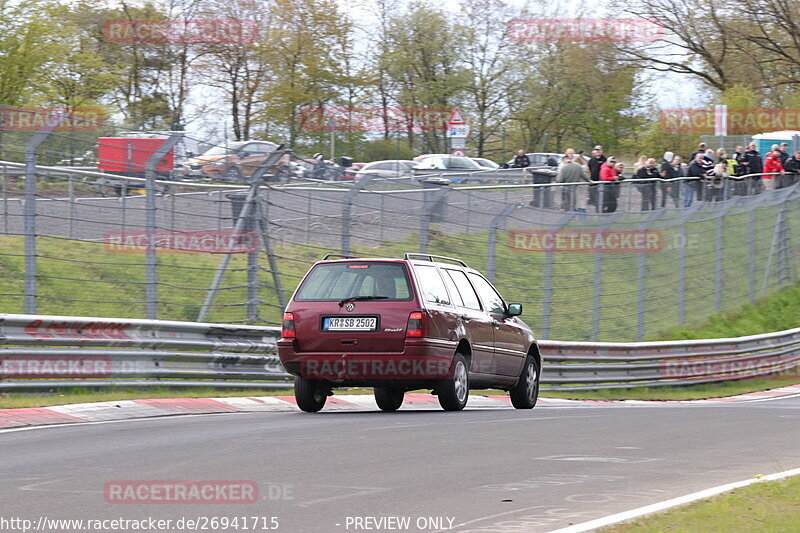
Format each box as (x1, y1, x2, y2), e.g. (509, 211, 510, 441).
(778, 143, 791, 186)
(763, 148, 784, 190)
(685, 153, 708, 207)
(556, 155, 586, 212)
(733, 145, 749, 195)
(599, 156, 619, 212)
(745, 142, 763, 194)
(783, 151, 800, 187)
(512, 149, 530, 168)
(635, 157, 659, 210)
(588, 146, 606, 210)
(689, 142, 708, 162)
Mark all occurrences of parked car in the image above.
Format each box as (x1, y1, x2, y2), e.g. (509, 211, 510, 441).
(504, 152, 587, 169)
(187, 140, 280, 181)
(355, 160, 416, 181)
(412, 153, 451, 162)
(471, 157, 499, 169)
(277, 253, 541, 412)
(414, 156, 526, 183)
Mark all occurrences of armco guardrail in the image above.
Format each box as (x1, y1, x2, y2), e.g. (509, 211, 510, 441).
(0, 314, 289, 391)
(538, 328, 800, 390)
(1, 314, 799, 391)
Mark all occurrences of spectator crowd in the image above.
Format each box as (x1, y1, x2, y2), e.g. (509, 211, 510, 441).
(511, 142, 800, 213)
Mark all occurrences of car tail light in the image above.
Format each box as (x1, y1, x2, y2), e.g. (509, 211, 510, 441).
(282, 312, 296, 338)
(406, 311, 426, 338)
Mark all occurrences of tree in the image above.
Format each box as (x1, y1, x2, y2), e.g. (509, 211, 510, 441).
(381, 3, 469, 153)
(456, 0, 523, 158)
(258, 0, 348, 147)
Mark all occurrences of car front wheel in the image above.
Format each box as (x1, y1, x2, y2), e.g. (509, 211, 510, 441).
(510, 356, 540, 409)
(294, 376, 327, 412)
(374, 387, 404, 412)
(437, 354, 469, 411)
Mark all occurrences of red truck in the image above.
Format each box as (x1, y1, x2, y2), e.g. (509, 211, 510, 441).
(94, 136, 176, 196)
(97, 136, 174, 177)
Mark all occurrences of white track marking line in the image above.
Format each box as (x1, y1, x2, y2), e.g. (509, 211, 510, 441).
(739, 391, 800, 403)
(548, 467, 800, 533)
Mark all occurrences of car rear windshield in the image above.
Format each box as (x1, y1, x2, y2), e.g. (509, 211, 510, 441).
(294, 262, 413, 302)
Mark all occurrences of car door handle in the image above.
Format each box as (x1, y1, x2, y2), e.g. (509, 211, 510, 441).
(460, 315, 472, 322)
(492, 320, 501, 328)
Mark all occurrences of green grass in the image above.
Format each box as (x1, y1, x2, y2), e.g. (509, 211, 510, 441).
(658, 280, 800, 339)
(602, 474, 800, 532)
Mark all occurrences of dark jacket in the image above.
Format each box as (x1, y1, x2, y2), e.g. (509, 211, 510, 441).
(512, 154, 530, 168)
(783, 157, 800, 174)
(745, 149, 763, 174)
(635, 165, 660, 183)
(660, 160, 680, 179)
(687, 160, 711, 179)
(588, 155, 607, 180)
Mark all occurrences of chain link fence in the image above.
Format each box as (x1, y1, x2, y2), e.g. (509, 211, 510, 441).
(0, 122, 798, 341)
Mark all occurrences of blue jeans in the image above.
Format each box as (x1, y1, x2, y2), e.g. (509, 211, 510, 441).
(681, 181, 694, 207)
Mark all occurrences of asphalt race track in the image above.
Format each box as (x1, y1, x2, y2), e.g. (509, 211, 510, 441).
(2, 396, 800, 533)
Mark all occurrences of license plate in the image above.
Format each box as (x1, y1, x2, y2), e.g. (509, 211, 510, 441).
(323, 317, 377, 331)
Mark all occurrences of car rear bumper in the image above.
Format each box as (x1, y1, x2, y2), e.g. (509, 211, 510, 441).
(278, 339, 456, 384)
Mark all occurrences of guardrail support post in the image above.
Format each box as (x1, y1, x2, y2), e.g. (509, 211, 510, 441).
(144, 133, 183, 319)
(22, 116, 64, 314)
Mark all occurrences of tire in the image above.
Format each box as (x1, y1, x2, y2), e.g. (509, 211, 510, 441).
(374, 387, 404, 412)
(510, 355, 540, 409)
(294, 376, 327, 412)
(437, 354, 469, 411)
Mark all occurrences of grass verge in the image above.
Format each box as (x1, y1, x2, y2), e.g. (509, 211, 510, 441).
(602, 473, 800, 532)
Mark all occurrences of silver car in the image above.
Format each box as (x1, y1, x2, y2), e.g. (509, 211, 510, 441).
(355, 160, 416, 181)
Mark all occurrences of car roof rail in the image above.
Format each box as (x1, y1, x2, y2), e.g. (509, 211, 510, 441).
(403, 253, 468, 268)
(322, 253, 360, 260)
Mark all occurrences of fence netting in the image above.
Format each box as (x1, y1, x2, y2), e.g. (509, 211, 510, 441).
(0, 125, 798, 340)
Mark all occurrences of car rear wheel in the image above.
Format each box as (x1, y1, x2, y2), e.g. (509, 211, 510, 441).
(437, 354, 469, 411)
(374, 387, 404, 412)
(510, 356, 540, 409)
(294, 376, 327, 412)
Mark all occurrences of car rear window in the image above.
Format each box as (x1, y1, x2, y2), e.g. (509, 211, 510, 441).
(294, 262, 413, 301)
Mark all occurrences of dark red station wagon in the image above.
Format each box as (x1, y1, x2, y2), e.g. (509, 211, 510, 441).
(277, 254, 541, 412)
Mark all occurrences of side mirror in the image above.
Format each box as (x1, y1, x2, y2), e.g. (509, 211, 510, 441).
(507, 303, 523, 316)
(499, 163, 510, 169)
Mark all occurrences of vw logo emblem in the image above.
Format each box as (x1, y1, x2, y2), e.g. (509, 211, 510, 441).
(345, 303, 355, 312)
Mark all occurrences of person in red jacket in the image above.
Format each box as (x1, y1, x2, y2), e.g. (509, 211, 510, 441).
(763, 149, 784, 190)
(599, 157, 619, 212)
